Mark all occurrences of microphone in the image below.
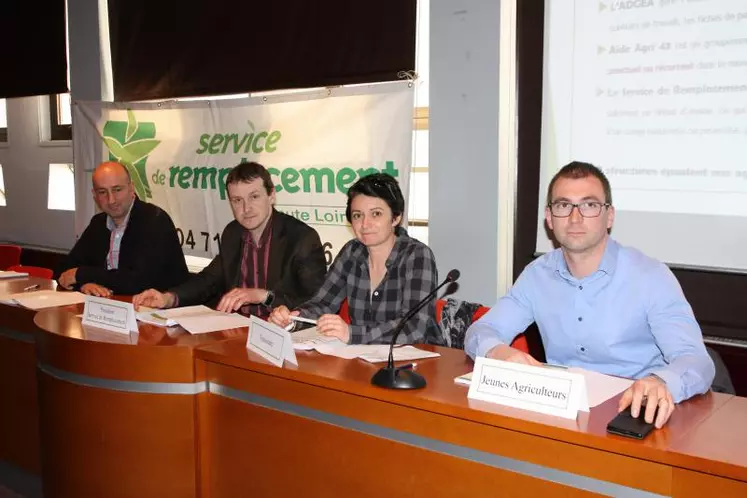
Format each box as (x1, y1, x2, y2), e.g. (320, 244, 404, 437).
(371, 269, 460, 390)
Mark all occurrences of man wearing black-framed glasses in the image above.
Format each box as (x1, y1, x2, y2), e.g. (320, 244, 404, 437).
(465, 161, 714, 429)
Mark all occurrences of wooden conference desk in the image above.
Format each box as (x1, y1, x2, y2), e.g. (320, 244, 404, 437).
(32, 303, 245, 498)
(0, 276, 56, 474)
(195, 342, 747, 498)
(5, 283, 747, 498)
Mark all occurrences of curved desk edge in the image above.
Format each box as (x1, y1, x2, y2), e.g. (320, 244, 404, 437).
(38, 362, 208, 395)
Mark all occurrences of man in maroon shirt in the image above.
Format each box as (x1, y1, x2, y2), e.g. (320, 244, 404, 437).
(133, 162, 327, 317)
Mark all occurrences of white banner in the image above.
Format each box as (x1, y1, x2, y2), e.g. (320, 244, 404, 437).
(72, 82, 414, 265)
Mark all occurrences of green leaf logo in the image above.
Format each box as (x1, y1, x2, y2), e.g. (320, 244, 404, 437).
(125, 109, 138, 142)
(102, 109, 159, 200)
(103, 137, 161, 165)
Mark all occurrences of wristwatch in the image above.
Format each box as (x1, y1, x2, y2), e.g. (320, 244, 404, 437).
(263, 290, 275, 306)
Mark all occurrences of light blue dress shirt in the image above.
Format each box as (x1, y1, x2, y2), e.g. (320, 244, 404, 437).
(465, 239, 715, 403)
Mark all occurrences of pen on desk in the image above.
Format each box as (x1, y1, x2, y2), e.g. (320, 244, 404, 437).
(23, 284, 40, 292)
(289, 315, 317, 325)
(398, 362, 417, 370)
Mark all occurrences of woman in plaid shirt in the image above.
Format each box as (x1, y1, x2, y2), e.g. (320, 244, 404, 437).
(269, 173, 442, 345)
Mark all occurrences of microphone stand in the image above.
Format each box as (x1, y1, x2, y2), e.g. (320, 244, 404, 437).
(371, 271, 459, 390)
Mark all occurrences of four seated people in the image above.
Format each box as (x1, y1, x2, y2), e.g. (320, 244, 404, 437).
(46, 160, 720, 428)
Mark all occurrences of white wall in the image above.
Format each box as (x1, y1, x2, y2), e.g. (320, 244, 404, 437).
(0, 0, 111, 251)
(0, 98, 74, 249)
(430, 0, 507, 305)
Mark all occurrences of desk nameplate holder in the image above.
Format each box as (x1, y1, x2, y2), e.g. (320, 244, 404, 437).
(81, 296, 139, 335)
(468, 357, 589, 419)
(246, 316, 298, 368)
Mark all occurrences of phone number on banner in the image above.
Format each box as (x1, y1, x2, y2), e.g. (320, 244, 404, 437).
(176, 227, 335, 266)
(175, 228, 221, 253)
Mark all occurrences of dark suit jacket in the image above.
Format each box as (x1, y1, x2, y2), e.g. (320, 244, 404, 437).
(54, 198, 189, 294)
(173, 210, 327, 309)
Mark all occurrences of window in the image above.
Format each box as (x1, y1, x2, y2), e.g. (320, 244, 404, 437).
(47, 163, 75, 211)
(0, 99, 7, 142)
(48, 8, 71, 141)
(408, 0, 429, 244)
(408, 113, 429, 244)
(0, 164, 6, 206)
(49, 93, 72, 140)
(58, 93, 72, 125)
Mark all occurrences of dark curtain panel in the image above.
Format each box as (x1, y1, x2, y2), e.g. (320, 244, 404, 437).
(514, 0, 547, 363)
(515, 0, 545, 281)
(108, 0, 417, 101)
(0, 1, 68, 98)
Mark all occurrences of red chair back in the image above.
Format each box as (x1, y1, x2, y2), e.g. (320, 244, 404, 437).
(436, 299, 529, 354)
(338, 299, 351, 324)
(8, 264, 54, 279)
(340, 297, 530, 355)
(0, 244, 22, 270)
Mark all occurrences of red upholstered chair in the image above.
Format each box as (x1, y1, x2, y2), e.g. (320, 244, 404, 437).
(0, 244, 22, 270)
(8, 264, 54, 279)
(338, 299, 351, 324)
(339, 297, 530, 355)
(436, 299, 530, 354)
(509, 332, 530, 355)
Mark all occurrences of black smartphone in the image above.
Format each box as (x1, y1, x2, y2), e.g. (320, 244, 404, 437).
(606, 408, 656, 439)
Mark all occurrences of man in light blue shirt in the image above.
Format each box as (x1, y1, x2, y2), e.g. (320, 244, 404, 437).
(465, 161, 714, 428)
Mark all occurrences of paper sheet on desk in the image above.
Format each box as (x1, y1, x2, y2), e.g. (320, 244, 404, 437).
(0, 271, 29, 279)
(356, 346, 441, 363)
(173, 314, 250, 334)
(136, 312, 174, 327)
(291, 330, 440, 362)
(290, 326, 324, 349)
(136, 305, 214, 327)
(291, 329, 360, 358)
(137, 305, 251, 333)
(567, 367, 633, 408)
(0, 290, 86, 309)
(454, 367, 633, 408)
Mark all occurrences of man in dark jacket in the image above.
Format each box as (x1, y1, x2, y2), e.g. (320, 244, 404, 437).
(133, 162, 327, 317)
(54, 161, 189, 296)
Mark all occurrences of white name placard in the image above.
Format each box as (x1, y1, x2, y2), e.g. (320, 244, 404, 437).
(246, 315, 298, 367)
(81, 296, 139, 335)
(468, 357, 589, 419)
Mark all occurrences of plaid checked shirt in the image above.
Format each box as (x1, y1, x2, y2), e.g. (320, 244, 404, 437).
(296, 228, 443, 345)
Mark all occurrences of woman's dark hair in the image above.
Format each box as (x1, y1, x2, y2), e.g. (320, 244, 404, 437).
(345, 173, 405, 224)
